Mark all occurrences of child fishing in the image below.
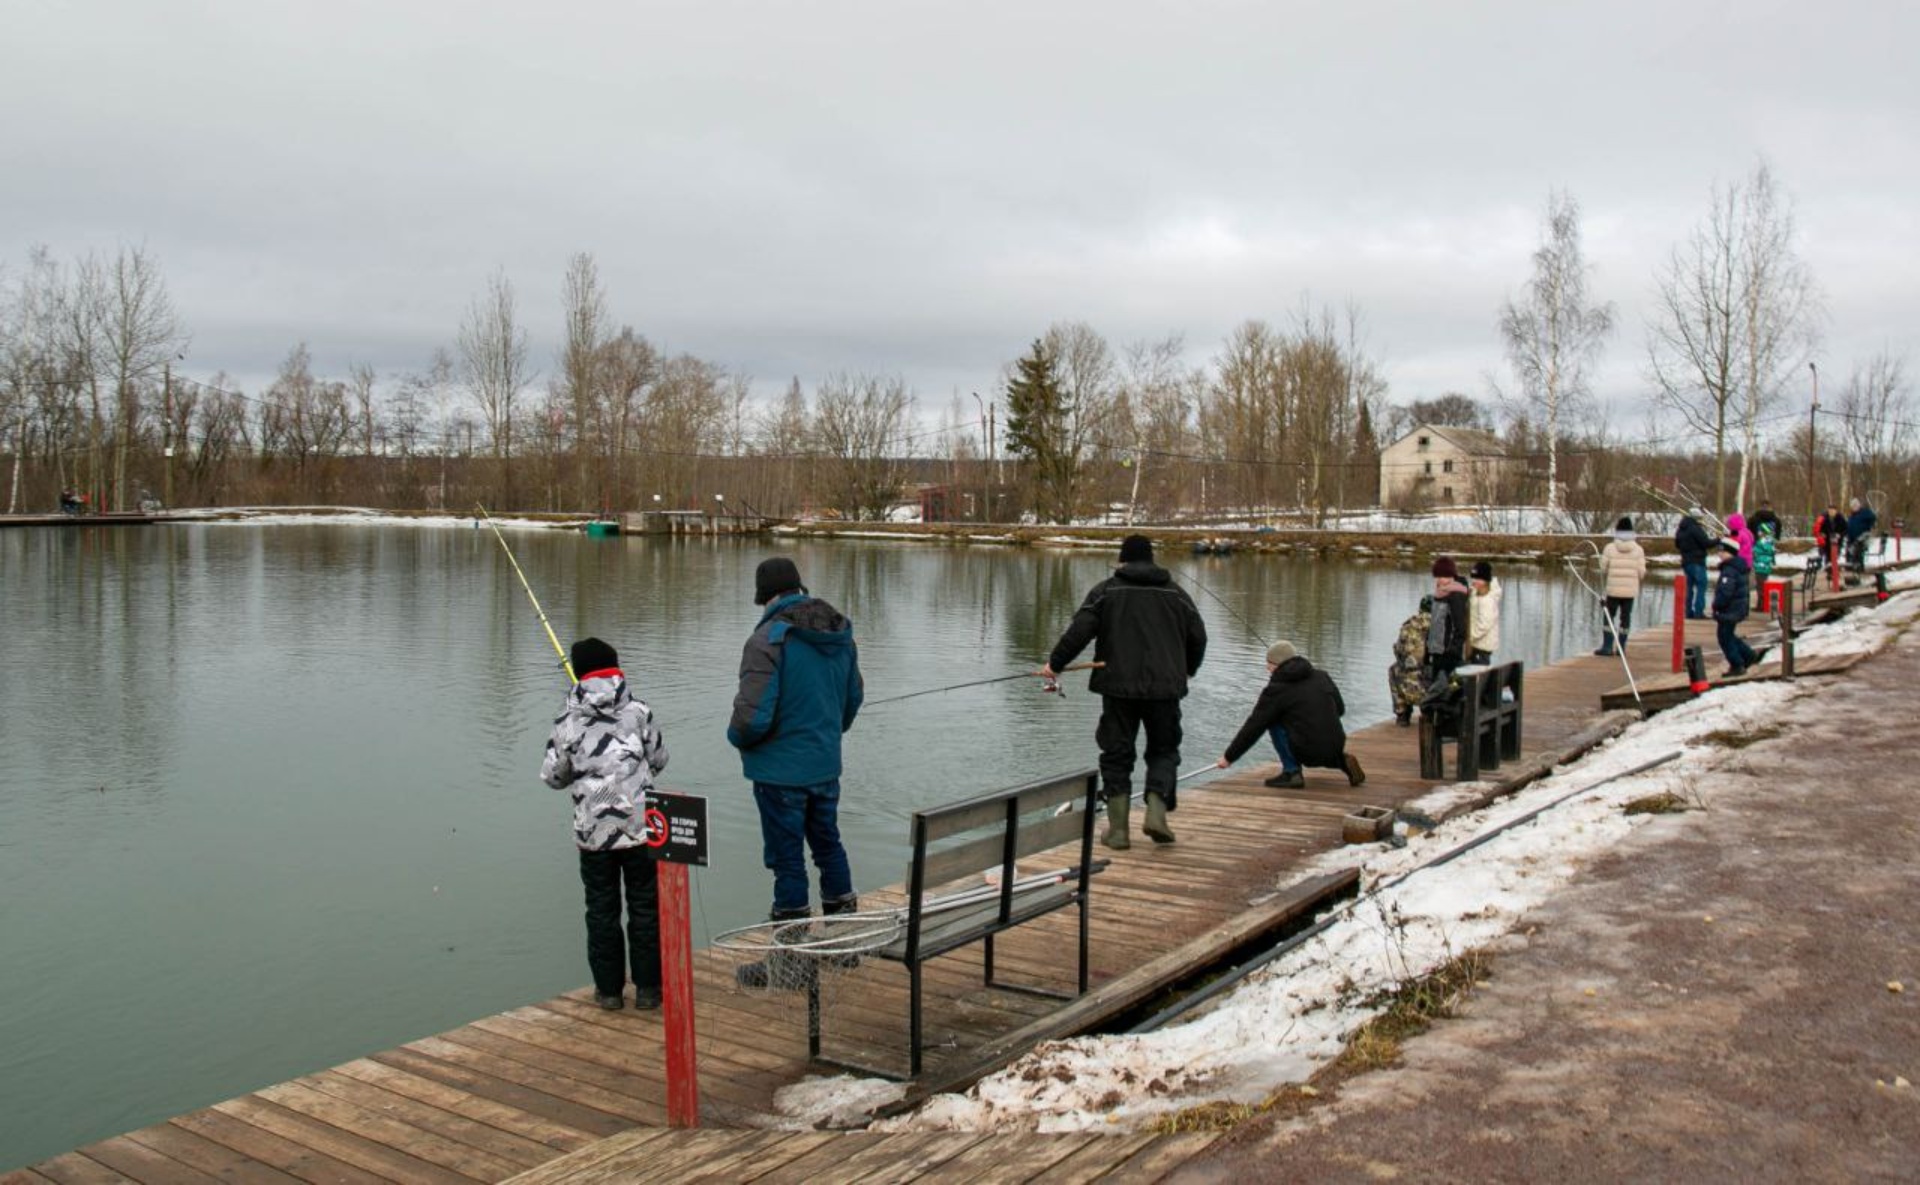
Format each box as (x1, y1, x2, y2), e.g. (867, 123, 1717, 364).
(541, 638, 671, 1011)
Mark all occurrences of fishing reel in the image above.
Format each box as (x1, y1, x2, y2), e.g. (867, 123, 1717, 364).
(1039, 674, 1066, 696)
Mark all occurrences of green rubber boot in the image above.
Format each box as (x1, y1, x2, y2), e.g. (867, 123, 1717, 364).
(1102, 795, 1132, 850)
(1143, 793, 1175, 844)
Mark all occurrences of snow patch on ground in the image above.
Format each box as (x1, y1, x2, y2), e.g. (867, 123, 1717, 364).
(175, 507, 562, 531)
(769, 1076, 908, 1130)
(765, 591, 1920, 1134)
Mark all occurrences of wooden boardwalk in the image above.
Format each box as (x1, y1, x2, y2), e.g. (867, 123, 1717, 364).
(11, 615, 1812, 1185)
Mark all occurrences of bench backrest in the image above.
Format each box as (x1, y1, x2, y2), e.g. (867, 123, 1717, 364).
(903, 769, 1099, 964)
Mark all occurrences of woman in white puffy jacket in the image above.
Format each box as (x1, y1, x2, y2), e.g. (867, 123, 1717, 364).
(1467, 560, 1502, 664)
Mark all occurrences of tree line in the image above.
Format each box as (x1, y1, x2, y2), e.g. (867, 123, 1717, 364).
(3, 161, 1911, 526)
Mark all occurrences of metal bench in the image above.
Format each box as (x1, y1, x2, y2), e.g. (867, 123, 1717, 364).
(1418, 661, 1524, 781)
(809, 768, 1105, 1077)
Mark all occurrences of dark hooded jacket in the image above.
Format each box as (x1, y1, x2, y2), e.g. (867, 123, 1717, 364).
(1848, 504, 1878, 542)
(1711, 553, 1751, 623)
(1047, 561, 1207, 699)
(1674, 515, 1713, 564)
(1222, 656, 1348, 768)
(727, 592, 864, 785)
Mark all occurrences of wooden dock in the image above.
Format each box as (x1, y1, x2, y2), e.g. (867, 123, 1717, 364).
(11, 613, 1851, 1185)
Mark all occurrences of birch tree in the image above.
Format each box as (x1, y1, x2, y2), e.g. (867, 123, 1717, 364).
(1499, 190, 1613, 520)
(1648, 163, 1819, 509)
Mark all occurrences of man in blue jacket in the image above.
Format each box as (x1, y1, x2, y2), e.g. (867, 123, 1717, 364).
(727, 556, 864, 988)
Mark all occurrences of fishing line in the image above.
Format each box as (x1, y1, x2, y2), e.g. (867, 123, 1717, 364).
(477, 504, 576, 683)
(1174, 566, 1271, 648)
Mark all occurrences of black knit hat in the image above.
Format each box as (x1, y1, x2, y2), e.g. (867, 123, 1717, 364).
(570, 636, 619, 676)
(753, 556, 805, 606)
(1118, 534, 1154, 563)
(1616, 516, 1635, 533)
(1470, 560, 1493, 582)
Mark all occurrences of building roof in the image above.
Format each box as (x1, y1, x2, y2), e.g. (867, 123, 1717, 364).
(1387, 423, 1509, 457)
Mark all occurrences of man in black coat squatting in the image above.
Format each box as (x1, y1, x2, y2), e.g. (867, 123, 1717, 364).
(1214, 641, 1367, 789)
(1040, 535, 1208, 849)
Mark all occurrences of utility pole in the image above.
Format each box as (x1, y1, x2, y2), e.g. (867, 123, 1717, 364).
(971, 392, 988, 523)
(1806, 362, 1819, 523)
(163, 361, 174, 509)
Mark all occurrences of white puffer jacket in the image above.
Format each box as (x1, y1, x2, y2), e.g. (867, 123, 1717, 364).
(1469, 577, 1503, 656)
(1599, 538, 1647, 598)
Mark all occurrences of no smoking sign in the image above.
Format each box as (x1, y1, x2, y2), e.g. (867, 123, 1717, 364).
(643, 790, 710, 867)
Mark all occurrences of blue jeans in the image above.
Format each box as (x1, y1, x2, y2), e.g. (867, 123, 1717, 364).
(1683, 562, 1708, 617)
(1267, 725, 1301, 774)
(752, 780, 853, 914)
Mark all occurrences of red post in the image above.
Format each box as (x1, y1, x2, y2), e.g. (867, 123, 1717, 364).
(657, 862, 699, 1127)
(1672, 575, 1686, 673)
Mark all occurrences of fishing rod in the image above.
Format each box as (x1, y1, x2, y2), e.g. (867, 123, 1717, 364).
(864, 662, 1105, 708)
(1631, 477, 1727, 536)
(476, 503, 576, 684)
(1565, 540, 1640, 705)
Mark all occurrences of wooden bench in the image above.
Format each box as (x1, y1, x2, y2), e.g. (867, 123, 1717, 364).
(808, 768, 1105, 1077)
(1418, 661, 1524, 781)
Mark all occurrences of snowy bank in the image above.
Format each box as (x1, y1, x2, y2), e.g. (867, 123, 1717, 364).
(772, 590, 1920, 1133)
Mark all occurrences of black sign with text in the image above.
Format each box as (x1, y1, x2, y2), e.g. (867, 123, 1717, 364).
(643, 791, 709, 867)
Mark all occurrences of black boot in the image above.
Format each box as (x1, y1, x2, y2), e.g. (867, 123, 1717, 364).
(735, 906, 814, 991)
(820, 892, 861, 969)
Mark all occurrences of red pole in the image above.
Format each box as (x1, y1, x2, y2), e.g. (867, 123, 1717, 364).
(657, 862, 699, 1127)
(1672, 575, 1685, 673)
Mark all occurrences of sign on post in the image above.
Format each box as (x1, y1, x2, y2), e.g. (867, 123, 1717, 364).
(644, 790, 709, 866)
(645, 790, 708, 1128)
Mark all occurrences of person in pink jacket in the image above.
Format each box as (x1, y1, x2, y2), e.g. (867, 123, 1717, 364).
(1724, 512, 1755, 566)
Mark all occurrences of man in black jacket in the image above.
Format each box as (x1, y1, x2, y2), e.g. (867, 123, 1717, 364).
(1041, 535, 1207, 849)
(1214, 642, 1366, 789)
(1674, 510, 1714, 619)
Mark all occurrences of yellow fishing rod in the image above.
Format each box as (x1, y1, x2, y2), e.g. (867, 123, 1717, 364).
(476, 504, 576, 683)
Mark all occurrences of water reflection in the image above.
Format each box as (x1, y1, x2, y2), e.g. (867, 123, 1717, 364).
(0, 524, 1616, 1166)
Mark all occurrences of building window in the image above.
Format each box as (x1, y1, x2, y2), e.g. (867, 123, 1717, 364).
(1443, 486, 1454, 500)
(1443, 459, 1455, 474)
(1417, 435, 1430, 448)
(1423, 461, 1433, 475)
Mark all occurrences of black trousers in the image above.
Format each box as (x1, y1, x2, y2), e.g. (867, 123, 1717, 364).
(578, 847, 661, 997)
(1602, 596, 1635, 642)
(1095, 696, 1183, 809)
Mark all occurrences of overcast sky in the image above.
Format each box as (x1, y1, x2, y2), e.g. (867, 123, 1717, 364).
(4, 0, 1915, 440)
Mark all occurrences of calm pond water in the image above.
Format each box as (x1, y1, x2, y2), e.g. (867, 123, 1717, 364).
(0, 522, 1625, 1164)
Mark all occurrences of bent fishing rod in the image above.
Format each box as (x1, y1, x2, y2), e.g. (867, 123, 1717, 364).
(477, 503, 577, 684)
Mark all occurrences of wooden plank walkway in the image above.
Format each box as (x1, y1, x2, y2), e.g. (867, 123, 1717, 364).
(498, 1128, 1220, 1184)
(15, 613, 1804, 1185)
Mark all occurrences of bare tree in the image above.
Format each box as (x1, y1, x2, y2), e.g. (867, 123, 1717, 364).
(1499, 190, 1613, 520)
(1833, 352, 1910, 500)
(348, 361, 378, 459)
(457, 269, 531, 499)
(559, 253, 607, 510)
(1649, 162, 1820, 509)
(811, 373, 913, 521)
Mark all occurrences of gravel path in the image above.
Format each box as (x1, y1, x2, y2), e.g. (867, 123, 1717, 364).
(1174, 619, 1920, 1184)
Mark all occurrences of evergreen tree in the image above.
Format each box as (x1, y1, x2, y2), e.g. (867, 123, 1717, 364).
(1003, 337, 1078, 523)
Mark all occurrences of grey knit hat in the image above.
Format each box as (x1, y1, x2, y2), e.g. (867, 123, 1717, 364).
(1265, 640, 1298, 666)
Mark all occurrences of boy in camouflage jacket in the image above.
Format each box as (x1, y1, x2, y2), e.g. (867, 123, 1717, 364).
(542, 636, 670, 1011)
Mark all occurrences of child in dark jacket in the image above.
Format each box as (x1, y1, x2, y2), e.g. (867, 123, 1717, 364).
(1711, 540, 1759, 677)
(542, 636, 670, 1011)
(1216, 641, 1366, 790)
